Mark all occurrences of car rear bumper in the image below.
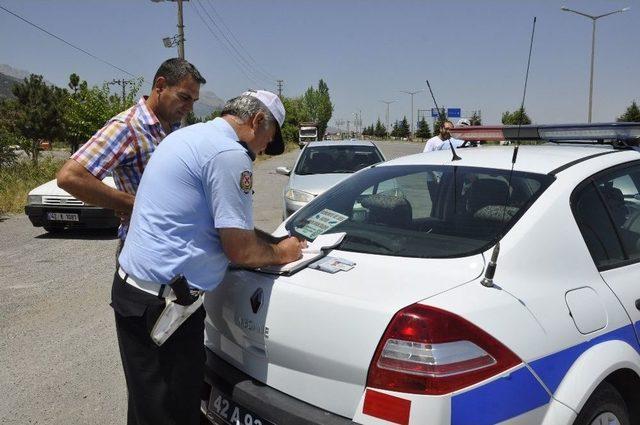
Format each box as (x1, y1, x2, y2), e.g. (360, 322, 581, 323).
(24, 204, 120, 229)
(202, 347, 355, 425)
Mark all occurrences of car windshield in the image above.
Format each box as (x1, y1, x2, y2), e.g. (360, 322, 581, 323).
(294, 145, 384, 175)
(286, 165, 554, 258)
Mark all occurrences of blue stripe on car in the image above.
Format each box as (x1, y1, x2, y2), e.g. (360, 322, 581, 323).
(451, 323, 640, 424)
(529, 324, 640, 393)
(451, 366, 549, 425)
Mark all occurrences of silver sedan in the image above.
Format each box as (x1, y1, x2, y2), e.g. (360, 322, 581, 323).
(276, 140, 385, 218)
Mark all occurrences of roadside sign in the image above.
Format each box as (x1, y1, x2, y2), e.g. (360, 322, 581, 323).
(431, 108, 445, 118)
(447, 108, 461, 118)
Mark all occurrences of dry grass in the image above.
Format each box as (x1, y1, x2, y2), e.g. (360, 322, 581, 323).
(0, 158, 65, 215)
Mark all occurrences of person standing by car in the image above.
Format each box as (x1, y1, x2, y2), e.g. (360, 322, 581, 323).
(115, 89, 304, 424)
(423, 119, 464, 152)
(56, 58, 206, 241)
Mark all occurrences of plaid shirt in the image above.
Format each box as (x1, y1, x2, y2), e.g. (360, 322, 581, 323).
(72, 97, 179, 239)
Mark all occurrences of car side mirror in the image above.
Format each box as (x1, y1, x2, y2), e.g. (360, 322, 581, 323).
(276, 166, 291, 176)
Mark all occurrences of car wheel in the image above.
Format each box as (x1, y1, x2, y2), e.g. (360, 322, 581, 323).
(574, 382, 630, 425)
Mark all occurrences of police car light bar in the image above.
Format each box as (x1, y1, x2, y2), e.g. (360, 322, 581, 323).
(450, 122, 640, 146)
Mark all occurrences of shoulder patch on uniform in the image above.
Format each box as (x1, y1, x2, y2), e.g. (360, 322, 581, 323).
(239, 170, 253, 194)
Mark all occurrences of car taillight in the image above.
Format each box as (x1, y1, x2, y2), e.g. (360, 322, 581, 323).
(366, 304, 521, 395)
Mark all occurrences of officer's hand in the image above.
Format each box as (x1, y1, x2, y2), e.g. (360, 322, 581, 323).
(276, 236, 306, 264)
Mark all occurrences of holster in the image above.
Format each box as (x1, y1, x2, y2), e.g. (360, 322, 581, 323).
(150, 275, 203, 346)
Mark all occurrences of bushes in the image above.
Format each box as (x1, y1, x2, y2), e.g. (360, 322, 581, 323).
(0, 157, 64, 215)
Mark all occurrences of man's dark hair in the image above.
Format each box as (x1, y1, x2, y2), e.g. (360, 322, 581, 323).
(152, 58, 206, 88)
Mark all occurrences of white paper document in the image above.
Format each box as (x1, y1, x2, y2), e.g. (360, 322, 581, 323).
(259, 232, 346, 275)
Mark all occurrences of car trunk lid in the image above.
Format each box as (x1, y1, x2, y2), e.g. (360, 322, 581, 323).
(204, 250, 484, 419)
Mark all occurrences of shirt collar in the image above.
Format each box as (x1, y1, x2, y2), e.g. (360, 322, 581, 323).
(137, 96, 160, 127)
(138, 96, 182, 135)
(212, 117, 256, 162)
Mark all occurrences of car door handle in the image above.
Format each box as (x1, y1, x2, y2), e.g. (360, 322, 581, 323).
(636, 299, 640, 311)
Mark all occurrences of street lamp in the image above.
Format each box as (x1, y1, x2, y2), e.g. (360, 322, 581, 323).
(561, 5, 630, 123)
(400, 90, 423, 138)
(380, 100, 396, 134)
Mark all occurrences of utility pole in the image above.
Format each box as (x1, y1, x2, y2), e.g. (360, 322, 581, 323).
(400, 90, 423, 138)
(276, 80, 284, 97)
(154, 0, 188, 59)
(380, 100, 396, 134)
(108, 78, 135, 103)
(176, 0, 185, 59)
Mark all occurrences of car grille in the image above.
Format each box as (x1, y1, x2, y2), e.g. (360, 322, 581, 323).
(42, 196, 85, 206)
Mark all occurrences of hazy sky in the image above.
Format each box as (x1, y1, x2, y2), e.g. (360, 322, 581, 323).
(1, 0, 638, 128)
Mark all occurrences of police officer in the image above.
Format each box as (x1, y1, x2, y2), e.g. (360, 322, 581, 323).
(115, 90, 304, 425)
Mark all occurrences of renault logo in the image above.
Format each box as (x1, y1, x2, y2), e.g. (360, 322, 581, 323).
(250, 288, 263, 314)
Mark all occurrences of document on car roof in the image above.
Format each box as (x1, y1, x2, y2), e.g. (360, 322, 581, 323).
(258, 232, 346, 275)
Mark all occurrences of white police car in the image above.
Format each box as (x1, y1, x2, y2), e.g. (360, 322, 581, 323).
(202, 123, 640, 425)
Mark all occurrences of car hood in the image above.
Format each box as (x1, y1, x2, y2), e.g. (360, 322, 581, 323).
(288, 173, 352, 196)
(28, 176, 116, 197)
(204, 250, 484, 419)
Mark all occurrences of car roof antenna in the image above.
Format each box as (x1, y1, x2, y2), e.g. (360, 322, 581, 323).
(426, 80, 461, 161)
(483, 16, 537, 289)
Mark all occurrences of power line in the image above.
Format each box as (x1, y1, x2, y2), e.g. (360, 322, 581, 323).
(193, 0, 272, 86)
(0, 5, 135, 78)
(202, 0, 277, 81)
(191, 1, 266, 87)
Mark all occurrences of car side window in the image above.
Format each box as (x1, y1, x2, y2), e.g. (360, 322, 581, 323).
(594, 166, 640, 263)
(573, 163, 640, 269)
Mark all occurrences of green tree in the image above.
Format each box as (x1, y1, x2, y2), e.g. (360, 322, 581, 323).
(469, 110, 482, 125)
(415, 117, 432, 140)
(301, 79, 334, 140)
(396, 116, 410, 138)
(68, 73, 81, 94)
(281, 96, 306, 148)
(390, 120, 399, 138)
(501, 107, 532, 125)
(374, 119, 387, 138)
(617, 101, 640, 122)
(63, 76, 142, 154)
(11, 74, 67, 164)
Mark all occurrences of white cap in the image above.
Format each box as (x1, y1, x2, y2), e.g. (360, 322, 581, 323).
(457, 118, 471, 126)
(242, 89, 285, 155)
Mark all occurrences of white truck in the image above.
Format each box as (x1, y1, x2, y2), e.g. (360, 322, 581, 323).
(298, 122, 318, 148)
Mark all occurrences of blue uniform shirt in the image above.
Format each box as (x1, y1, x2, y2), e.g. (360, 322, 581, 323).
(119, 118, 254, 291)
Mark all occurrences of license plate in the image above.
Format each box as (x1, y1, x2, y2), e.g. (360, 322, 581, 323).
(47, 212, 79, 222)
(206, 387, 274, 425)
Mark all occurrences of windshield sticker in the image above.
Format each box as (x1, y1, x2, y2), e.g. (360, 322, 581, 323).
(295, 209, 348, 239)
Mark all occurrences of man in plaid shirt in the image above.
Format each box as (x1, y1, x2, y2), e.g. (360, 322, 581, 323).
(57, 58, 206, 240)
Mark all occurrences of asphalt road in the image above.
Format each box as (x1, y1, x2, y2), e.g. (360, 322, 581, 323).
(0, 140, 422, 424)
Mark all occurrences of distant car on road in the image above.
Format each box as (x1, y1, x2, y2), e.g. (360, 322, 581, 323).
(276, 140, 386, 218)
(24, 175, 120, 233)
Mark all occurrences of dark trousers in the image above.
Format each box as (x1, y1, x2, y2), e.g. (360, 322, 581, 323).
(111, 271, 206, 425)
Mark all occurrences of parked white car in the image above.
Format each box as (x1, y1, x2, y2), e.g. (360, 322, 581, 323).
(276, 140, 386, 218)
(202, 123, 640, 425)
(24, 175, 119, 232)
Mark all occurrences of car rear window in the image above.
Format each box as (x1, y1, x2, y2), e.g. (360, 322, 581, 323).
(286, 165, 554, 258)
(295, 145, 384, 175)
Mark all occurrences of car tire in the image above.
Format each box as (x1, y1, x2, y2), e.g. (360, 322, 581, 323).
(574, 382, 630, 425)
